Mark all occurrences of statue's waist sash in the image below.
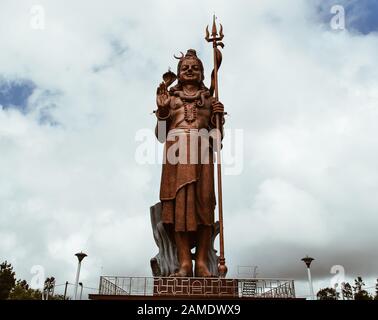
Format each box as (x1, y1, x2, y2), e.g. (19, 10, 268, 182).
(166, 128, 210, 140)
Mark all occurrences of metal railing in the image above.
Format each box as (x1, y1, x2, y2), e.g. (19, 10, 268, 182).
(98, 276, 296, 298)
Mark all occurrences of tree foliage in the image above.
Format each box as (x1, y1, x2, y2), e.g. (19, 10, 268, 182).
(315, 278, 375, 301)
(353, 276, 372, 300)
(0, 261, 16, 300)
(9, 280, 42, 300)
(0, 261, 65, 300)
(44, 277, 55, 299)
(316, 287, 339, 300)
(341, 282, 353, 300)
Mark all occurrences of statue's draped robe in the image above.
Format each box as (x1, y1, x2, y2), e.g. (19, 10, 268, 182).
(156, 89, 218, 232)
(160, 134, 216, 232)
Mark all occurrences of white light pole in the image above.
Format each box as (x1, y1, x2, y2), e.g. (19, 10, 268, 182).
(74, 252, 87, 300)
(301, 256, 315, 300)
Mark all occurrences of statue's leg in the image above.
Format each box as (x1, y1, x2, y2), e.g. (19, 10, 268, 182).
(170, 231, 193, 277)
(195, 225, 212, 277)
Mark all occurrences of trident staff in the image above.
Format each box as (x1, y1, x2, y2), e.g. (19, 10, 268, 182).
(205, 15, 227, 278)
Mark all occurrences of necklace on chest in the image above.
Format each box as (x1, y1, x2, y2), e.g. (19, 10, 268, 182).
(173, 89, 211, 123)
(183, 101, 197, 123)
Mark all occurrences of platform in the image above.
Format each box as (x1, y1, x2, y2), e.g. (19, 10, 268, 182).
(89, 276, 298, 300)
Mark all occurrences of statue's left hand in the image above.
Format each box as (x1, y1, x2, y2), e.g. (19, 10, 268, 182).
(212, 101, 224, 114)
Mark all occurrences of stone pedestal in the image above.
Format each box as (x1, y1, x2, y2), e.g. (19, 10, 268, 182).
(153, 277, 238, 298)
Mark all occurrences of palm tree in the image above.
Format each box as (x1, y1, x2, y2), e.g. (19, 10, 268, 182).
(353, 276, 372, 300)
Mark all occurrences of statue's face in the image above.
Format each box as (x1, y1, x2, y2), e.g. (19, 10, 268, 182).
(179, 58, 202, 84)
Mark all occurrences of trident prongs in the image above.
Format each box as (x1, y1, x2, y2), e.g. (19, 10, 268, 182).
(205, 25, 210, 41)
(211, 14, 217, 37)
(205, 15, 224, 45)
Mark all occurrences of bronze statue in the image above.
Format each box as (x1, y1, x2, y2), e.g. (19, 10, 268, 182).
(154, 50, 224, 277)
(152, 17, 227, 278)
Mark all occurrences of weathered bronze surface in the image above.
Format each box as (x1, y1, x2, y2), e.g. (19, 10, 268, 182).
(154, 47, 225, 278)
(150, 202, 220, 277)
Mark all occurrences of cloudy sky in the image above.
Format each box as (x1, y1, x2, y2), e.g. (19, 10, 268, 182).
(1, 0, 378, 299)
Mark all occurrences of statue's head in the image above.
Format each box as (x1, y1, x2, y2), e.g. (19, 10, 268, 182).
(176, 49, 204, 85)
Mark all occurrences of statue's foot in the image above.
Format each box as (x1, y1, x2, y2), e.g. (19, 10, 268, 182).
(195, 261, 212, 277)
(170, 264, 193, 277)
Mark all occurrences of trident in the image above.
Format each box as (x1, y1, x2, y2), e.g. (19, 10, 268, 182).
(205, 15, 227, 278)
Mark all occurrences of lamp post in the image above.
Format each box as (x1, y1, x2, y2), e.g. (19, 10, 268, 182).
(301, 255, 315, 300)
(74, 252, 87, 300)
(63, 281, 69, 300)
(79, 282, 83, 300)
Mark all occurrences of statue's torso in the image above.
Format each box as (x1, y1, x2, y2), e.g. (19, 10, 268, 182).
(168, 90, 213, 131)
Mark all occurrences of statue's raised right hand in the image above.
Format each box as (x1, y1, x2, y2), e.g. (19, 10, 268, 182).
(156, 82, 170, 108)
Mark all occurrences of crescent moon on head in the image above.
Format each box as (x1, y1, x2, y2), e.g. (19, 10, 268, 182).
(174, 51, 184, 59)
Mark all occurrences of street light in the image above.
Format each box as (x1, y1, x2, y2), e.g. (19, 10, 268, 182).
(63, 281, 69, 300)
(301, 255, 315, 300)
(79, 282, 83, 300)
(74, 252, 87, 300)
